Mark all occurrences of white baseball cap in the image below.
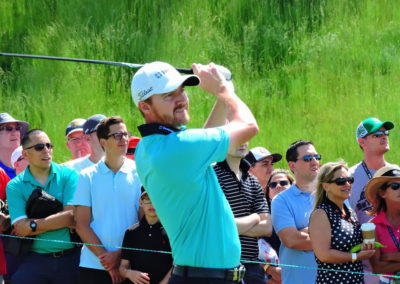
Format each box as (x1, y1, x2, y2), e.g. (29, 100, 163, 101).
(11, 146, 23, 168)
(131, 61, 200, 106)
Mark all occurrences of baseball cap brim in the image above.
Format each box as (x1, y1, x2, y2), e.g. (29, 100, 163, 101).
(153, 74, 199, 97)
(371, 121, 394, 133)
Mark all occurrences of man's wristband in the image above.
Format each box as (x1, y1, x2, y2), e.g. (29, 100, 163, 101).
(351, 252, 357, 262)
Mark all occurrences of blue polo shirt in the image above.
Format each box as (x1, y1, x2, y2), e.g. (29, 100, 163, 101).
(135, 124, 240, 269)
(271, 184, 317, 284)
(73, 159, 141, 270)
(0, 160, 16, 179)
(6, 162, 78, 253)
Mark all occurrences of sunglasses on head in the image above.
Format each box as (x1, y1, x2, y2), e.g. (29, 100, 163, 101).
(371, 130, 389, 138)
(24, 143, 54, 151)
(107, 131, 132, 141)
(327, 176, 354, 186)
(0, 125, 22, 132)
(385, 182, 400, 190)
(269, 180, 289, 189)
(297, 154, 322, 162)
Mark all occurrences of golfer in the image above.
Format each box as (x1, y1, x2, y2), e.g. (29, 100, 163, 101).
(131, 61, 258, 283)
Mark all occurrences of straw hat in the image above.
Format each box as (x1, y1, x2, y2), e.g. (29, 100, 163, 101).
(365, 165, 400, 206)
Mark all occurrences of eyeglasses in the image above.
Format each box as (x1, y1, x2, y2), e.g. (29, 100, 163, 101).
(327, 176, 354, 186)
(385, 183, 400, 191)
(141, 198, 152, 204)
(68, 137, 85, 143)
(127, 148, 136, 155)
(269, 180, 289, 189)
(371, 130, 389, 138)
(107, 131, 131, 141)
(296, 154, 322, 162)
(24, 143, 54, 151)
(0, 125, 22, 132)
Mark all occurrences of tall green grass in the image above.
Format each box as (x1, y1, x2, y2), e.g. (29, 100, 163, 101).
(1, 0, 399, 165)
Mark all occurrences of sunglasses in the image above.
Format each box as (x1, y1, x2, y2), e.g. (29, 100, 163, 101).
(0, 125, 22, 132)
(385, 183, 400, 190)
(297, 154, 322, 162)
(107, 131, 132, 141)
(269, 180, 289, 188)
(127, 148, 136, 155)
(371, 130, 389, 138)
(16, 156, 25, 162)
(24, 143, 54, 151)
(327, 176, 354, 186)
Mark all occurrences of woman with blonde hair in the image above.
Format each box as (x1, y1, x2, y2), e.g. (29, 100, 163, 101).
(309, 160, 375, 283)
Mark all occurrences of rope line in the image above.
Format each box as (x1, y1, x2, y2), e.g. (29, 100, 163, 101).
(1, 233, 397, 279)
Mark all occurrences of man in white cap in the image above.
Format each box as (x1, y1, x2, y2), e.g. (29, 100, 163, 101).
(11, 146, 29, 176)
(64, 118, 90, 162)
(241, 146, 282, 194)
(64, 114, 106, 172)
(0, 113, 29, 179)
(132, 62, 258, 283)
(349, 117, 394, 284)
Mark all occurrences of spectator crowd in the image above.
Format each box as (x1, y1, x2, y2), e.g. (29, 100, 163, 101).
(0, 62, 399, 284)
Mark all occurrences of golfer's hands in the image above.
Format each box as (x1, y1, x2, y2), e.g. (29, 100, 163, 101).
(126, 270, 150, 284)
(192, 63, 229, 96)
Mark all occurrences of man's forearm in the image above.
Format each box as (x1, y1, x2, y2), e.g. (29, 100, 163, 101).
(240, 220, 272, 237)
(33, 209, 74, 235)
(76, 225, 107, 257)
(235, 214, 260, 234)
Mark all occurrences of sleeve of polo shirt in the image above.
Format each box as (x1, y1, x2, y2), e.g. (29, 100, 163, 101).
(251, 178, 269, 214)
(271, 193, 295, 234)
(72, 171, 92, 207)
(6, 179, 27, 224)
(182, 127, 229, 169)
(62, 166, 78, 206)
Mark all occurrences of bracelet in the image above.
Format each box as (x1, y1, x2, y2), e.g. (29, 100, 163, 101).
(263, 264, 270, 272)
(351, 252, 357, 262)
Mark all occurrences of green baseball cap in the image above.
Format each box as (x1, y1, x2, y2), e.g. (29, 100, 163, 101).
(356, 117, 394, 141)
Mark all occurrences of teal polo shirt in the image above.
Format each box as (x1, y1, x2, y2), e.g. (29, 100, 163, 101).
(136, 123, 241, 269)
(6, 162, 78, 253)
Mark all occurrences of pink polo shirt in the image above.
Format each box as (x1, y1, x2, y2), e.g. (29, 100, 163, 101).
(371, 210, 400, 277)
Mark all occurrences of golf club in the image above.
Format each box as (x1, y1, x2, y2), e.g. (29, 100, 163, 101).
(0, 52, 232, 81)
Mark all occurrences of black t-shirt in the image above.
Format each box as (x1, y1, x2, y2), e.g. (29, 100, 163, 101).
(121, 218, 172, 284)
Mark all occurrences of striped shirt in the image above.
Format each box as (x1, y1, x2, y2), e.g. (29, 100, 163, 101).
(214, 160, 269, 261)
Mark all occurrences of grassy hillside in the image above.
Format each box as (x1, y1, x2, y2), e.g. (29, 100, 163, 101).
(1, 0, 399, 165)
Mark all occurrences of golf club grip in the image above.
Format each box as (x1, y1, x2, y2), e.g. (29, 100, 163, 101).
(177, 65, 232, 81)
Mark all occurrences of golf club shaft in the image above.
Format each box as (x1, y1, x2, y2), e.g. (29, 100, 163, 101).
(0, 52, 232, 80)
(0, 52, 194, 74)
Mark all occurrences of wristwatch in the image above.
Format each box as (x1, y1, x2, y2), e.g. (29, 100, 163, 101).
(351, 252, 357, 262)
(30, 220, 37, 232)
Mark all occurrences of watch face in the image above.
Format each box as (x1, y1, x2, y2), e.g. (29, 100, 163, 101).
(30, 221, 37, 231)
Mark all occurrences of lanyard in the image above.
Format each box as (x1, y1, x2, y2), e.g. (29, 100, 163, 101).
(387, 226, 400, 252)
(361, 160, 373, 179)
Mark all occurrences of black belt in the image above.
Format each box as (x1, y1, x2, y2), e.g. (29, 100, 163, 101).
(46, 247, 76, 258)
(172, 264, 246, 282)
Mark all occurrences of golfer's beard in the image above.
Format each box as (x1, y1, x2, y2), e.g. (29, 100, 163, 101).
(152, 107, 190, 128)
